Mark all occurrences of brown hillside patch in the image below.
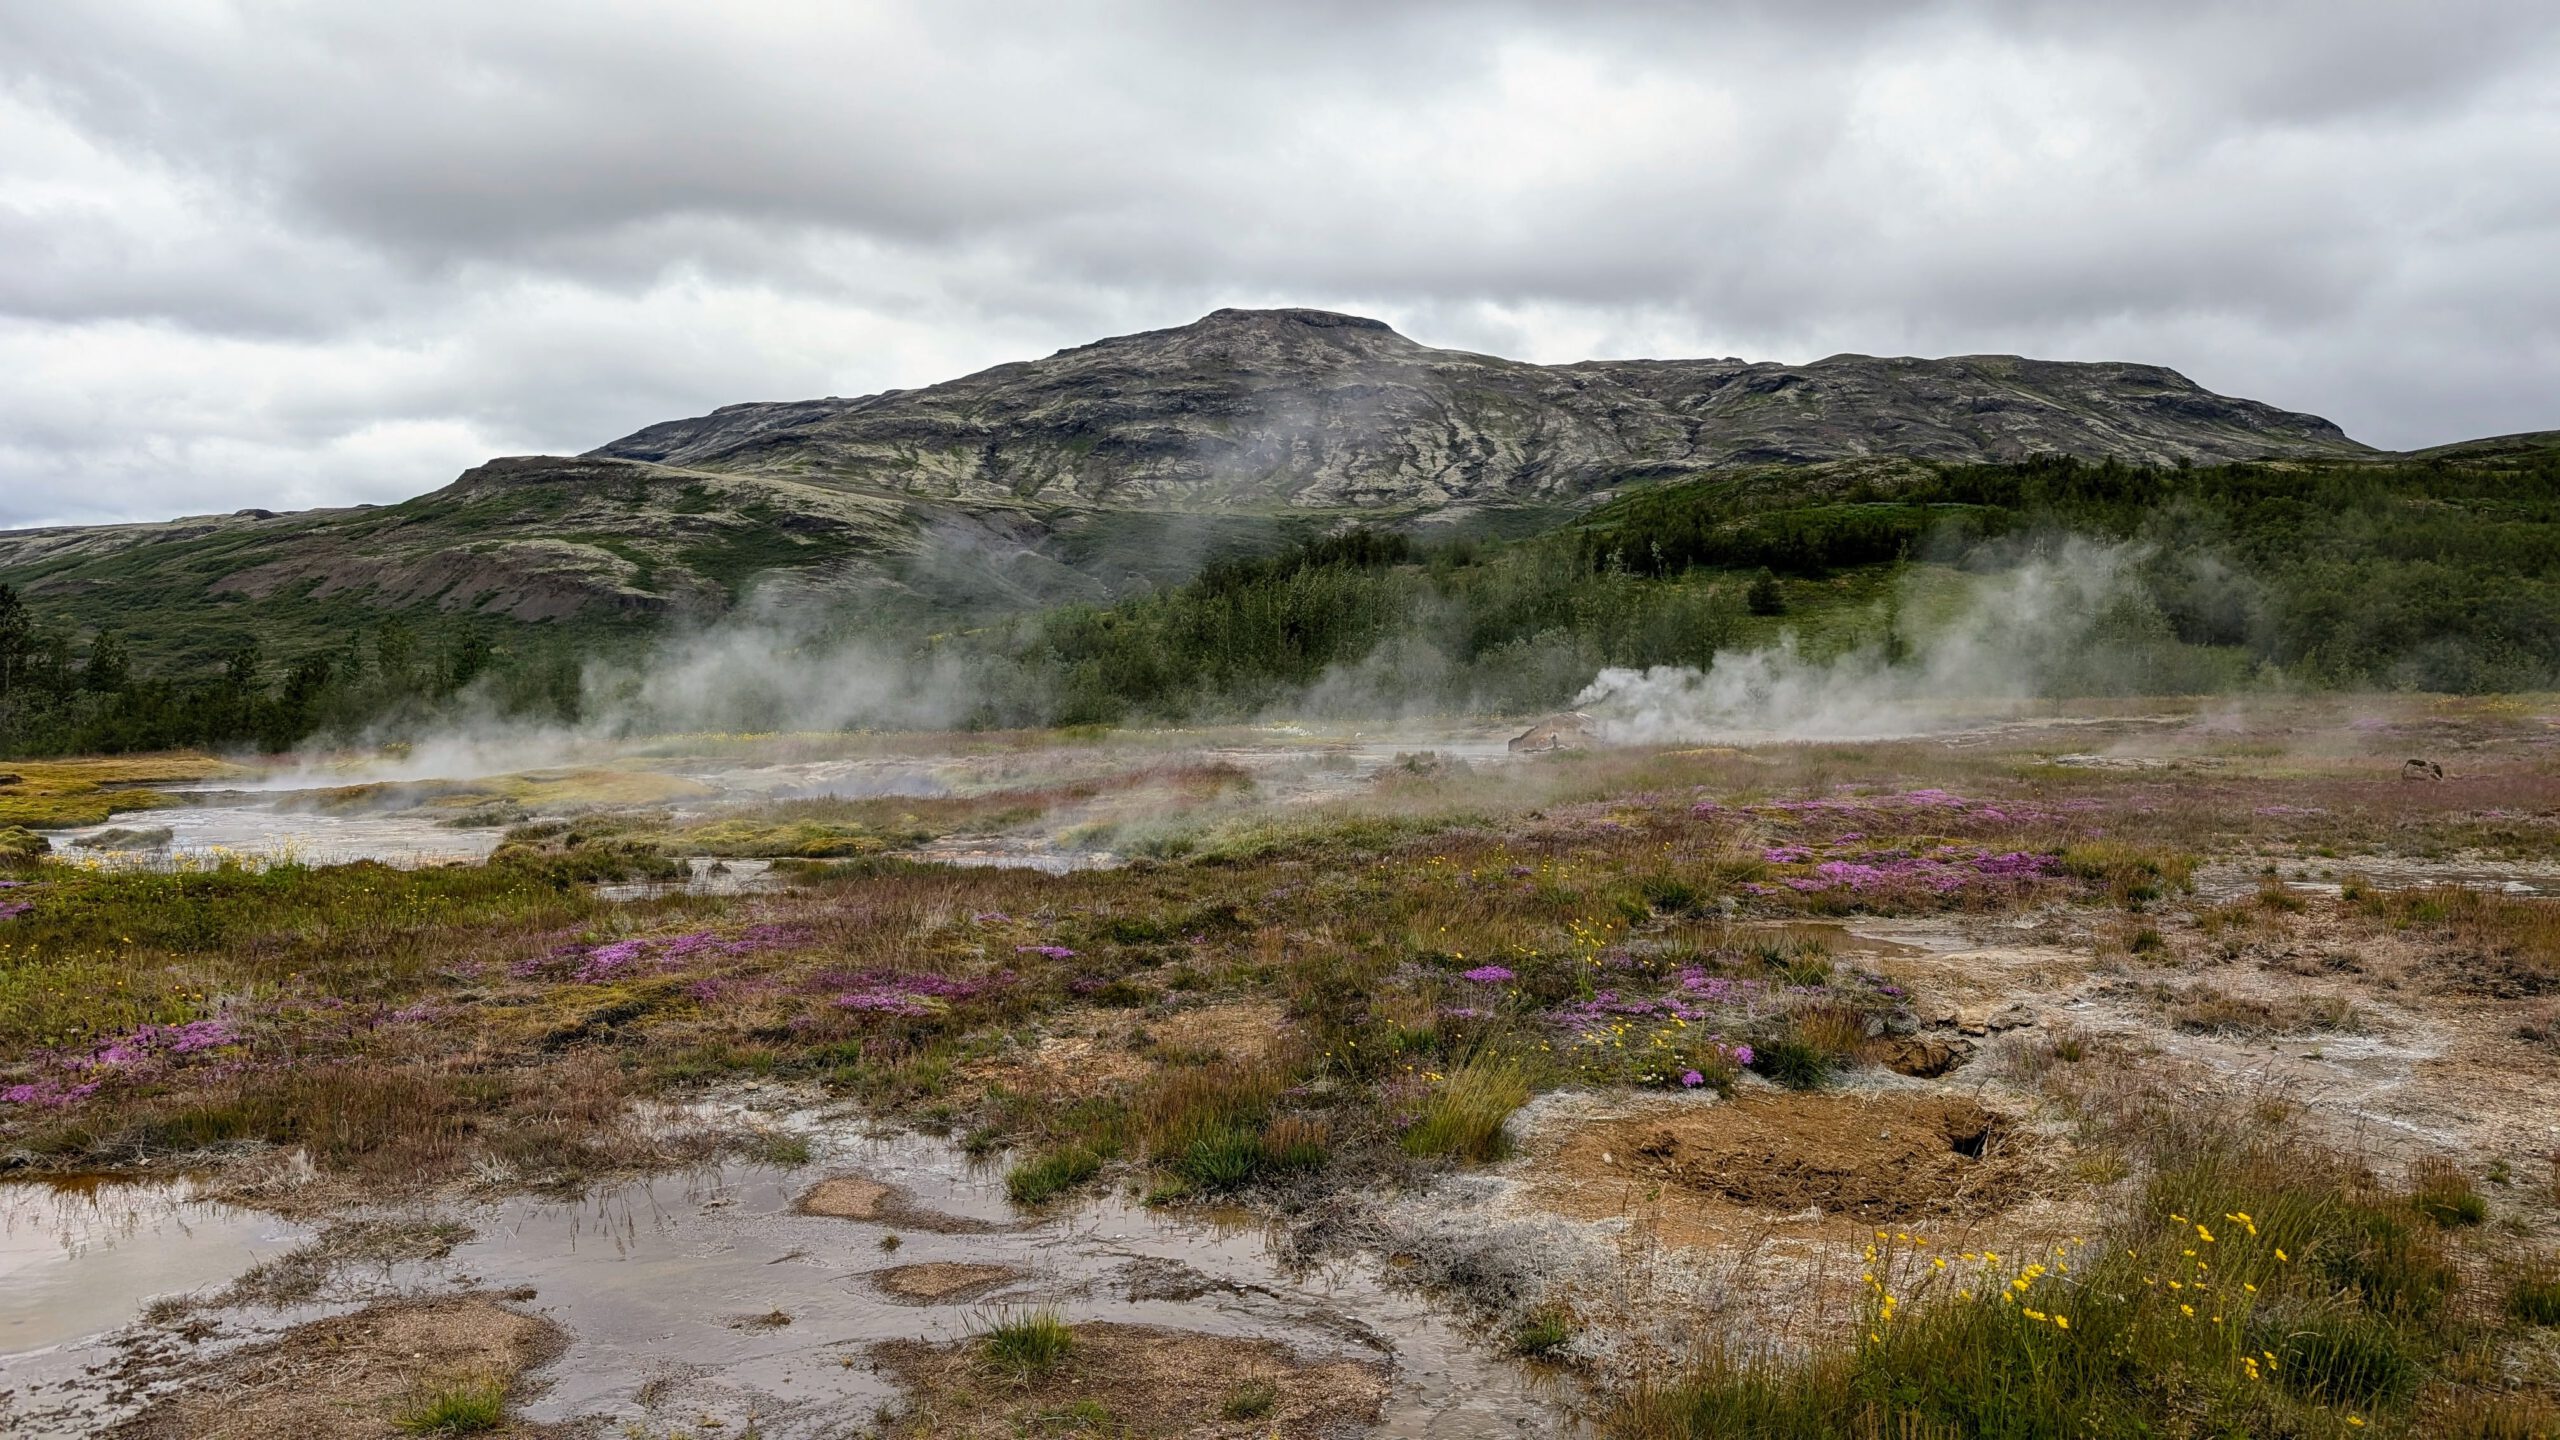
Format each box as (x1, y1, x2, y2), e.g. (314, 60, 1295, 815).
(873, 1261, 1024, 1304)
(1148, 1000, 1292, 1063)
(875, 1321, 1387, 1440)
(960, 1030, 1149, 1102)
(108, 1295, 561, 1440)
(1532, 1092, 2040, 1244)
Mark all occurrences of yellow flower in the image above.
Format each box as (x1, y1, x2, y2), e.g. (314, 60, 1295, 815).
(2053, 1315, 2069, 1330)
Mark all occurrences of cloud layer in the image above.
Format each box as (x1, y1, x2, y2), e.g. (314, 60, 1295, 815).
(5, 1, 2556, 527)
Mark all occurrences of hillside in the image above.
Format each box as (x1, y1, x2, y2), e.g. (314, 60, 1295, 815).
(0, 308, 2370, 669)
(593, 307, 2363, 505)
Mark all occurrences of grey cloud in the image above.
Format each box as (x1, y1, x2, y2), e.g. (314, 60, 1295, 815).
(1, 0, 2557, 528)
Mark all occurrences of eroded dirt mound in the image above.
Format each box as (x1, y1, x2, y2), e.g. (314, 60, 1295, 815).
(108, 1295, 560, 1439)
(875, 1321, 1387, 1439)
(798, 1175, 897, 1219)
(1568, 1093, 2035, 1223)
(872, 1261, 1023, 1303)
(794, 1174, 1000, 1233)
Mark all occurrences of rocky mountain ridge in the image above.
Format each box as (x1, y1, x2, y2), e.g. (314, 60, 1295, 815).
(591, 307, 2363, 509)
(0, 308, 2373, 661)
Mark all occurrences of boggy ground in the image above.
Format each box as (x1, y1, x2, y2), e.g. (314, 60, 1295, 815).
(5, 696, 2560, 1437)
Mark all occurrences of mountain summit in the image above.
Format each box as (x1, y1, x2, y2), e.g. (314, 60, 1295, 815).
(588, 307, 2362, 511)
(1, 308, 2369, 655)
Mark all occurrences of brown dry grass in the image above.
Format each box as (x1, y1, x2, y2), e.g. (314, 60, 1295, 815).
(874, 1321, 1388, 1439)
(108, 1296, 561, 1439)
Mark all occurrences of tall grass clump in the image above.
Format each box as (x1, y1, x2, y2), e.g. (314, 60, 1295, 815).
(393, 1374, 507, 1434)
(2508, 1255, 2560, 1326)
(978, 1307, 1074, 1378)
(2060, 841, 2197, 907)
(1402, 1055, 1532, 1162)
(1006, 1144, 1104, 1205)
(1128, 1056, 1327, 1193)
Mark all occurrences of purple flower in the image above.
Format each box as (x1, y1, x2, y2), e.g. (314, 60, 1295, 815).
(1, 1078, 101, 1108)
(1462, 964, 1515, 984)
(1680, 1069, 1705, 1088)
(836, 991, 932, 1017)
(1016, 945, 1077, 961)
(0, 901, 30, 920)
(573, 938, 652, 983)
(1731, 1044, 1755, 1067)
(1973, 851, 2058, 878)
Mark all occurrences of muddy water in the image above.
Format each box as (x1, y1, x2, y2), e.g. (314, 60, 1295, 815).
(2194, 857, 2560, 900)
(33, 729, 1530, 875)
(1, 1176, 309, 1362)
(46, 801, 505, 869)
(0, 1132, 1580, 1439)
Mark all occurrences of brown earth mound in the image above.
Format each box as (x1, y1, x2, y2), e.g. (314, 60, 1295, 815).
(873, 1262, 1024, 1303)
(109, 1295, 561, 1439)
(795, 1174, 1001, 1233)
(875, 1321, 1387, 1439)
(798, 1175, 896, 1219)
(1564, 1093, 2034, 1225)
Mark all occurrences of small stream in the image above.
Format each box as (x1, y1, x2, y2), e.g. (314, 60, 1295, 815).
(0, 1131, 1581, 1439)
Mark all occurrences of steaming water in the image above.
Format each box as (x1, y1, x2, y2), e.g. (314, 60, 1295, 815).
(0, 1130, 1582, 1439)
(47, 801, 507, 869)
(31, 727, 1534, 874)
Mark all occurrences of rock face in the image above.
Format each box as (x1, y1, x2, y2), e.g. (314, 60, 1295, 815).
(592, 307, 2364, 509)
(0, 308, 2367, 646)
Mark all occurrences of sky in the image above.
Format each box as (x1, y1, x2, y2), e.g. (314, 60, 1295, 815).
(4, 1, 2557, 529)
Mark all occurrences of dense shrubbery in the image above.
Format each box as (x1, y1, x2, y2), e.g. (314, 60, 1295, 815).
(1583, 447, 2560, 691)
(0, 586, 582, 756)
(8, 445, 2560, 753)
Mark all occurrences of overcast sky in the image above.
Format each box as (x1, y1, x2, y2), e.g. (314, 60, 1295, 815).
(4, 2, 2556, 529)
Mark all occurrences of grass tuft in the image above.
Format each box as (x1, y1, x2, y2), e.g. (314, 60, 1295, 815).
(979, 1307, 1074, 1378)
(2409, 1159, 2488, 1227)
(1005, 1144, 1104, 1206)
(1512, 1306, 1573, 1357)
(2508, 1256, 2560, 1325)
(392, 1373, 507, 1434)
(1219, 1380, 1279, 1421)
(1402, 1056, 1532, 1162)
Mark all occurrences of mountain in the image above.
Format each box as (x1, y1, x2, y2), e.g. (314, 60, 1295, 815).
(0, 308, 2370, 665)
(591, 307, 2362, 507)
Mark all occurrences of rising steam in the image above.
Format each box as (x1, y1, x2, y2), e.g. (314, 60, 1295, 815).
(1573, 540, 2164, 743)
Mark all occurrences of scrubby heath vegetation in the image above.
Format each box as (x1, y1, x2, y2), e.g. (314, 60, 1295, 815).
(8, 703, 2560, 1434)
(9, 439, 2560, 753)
